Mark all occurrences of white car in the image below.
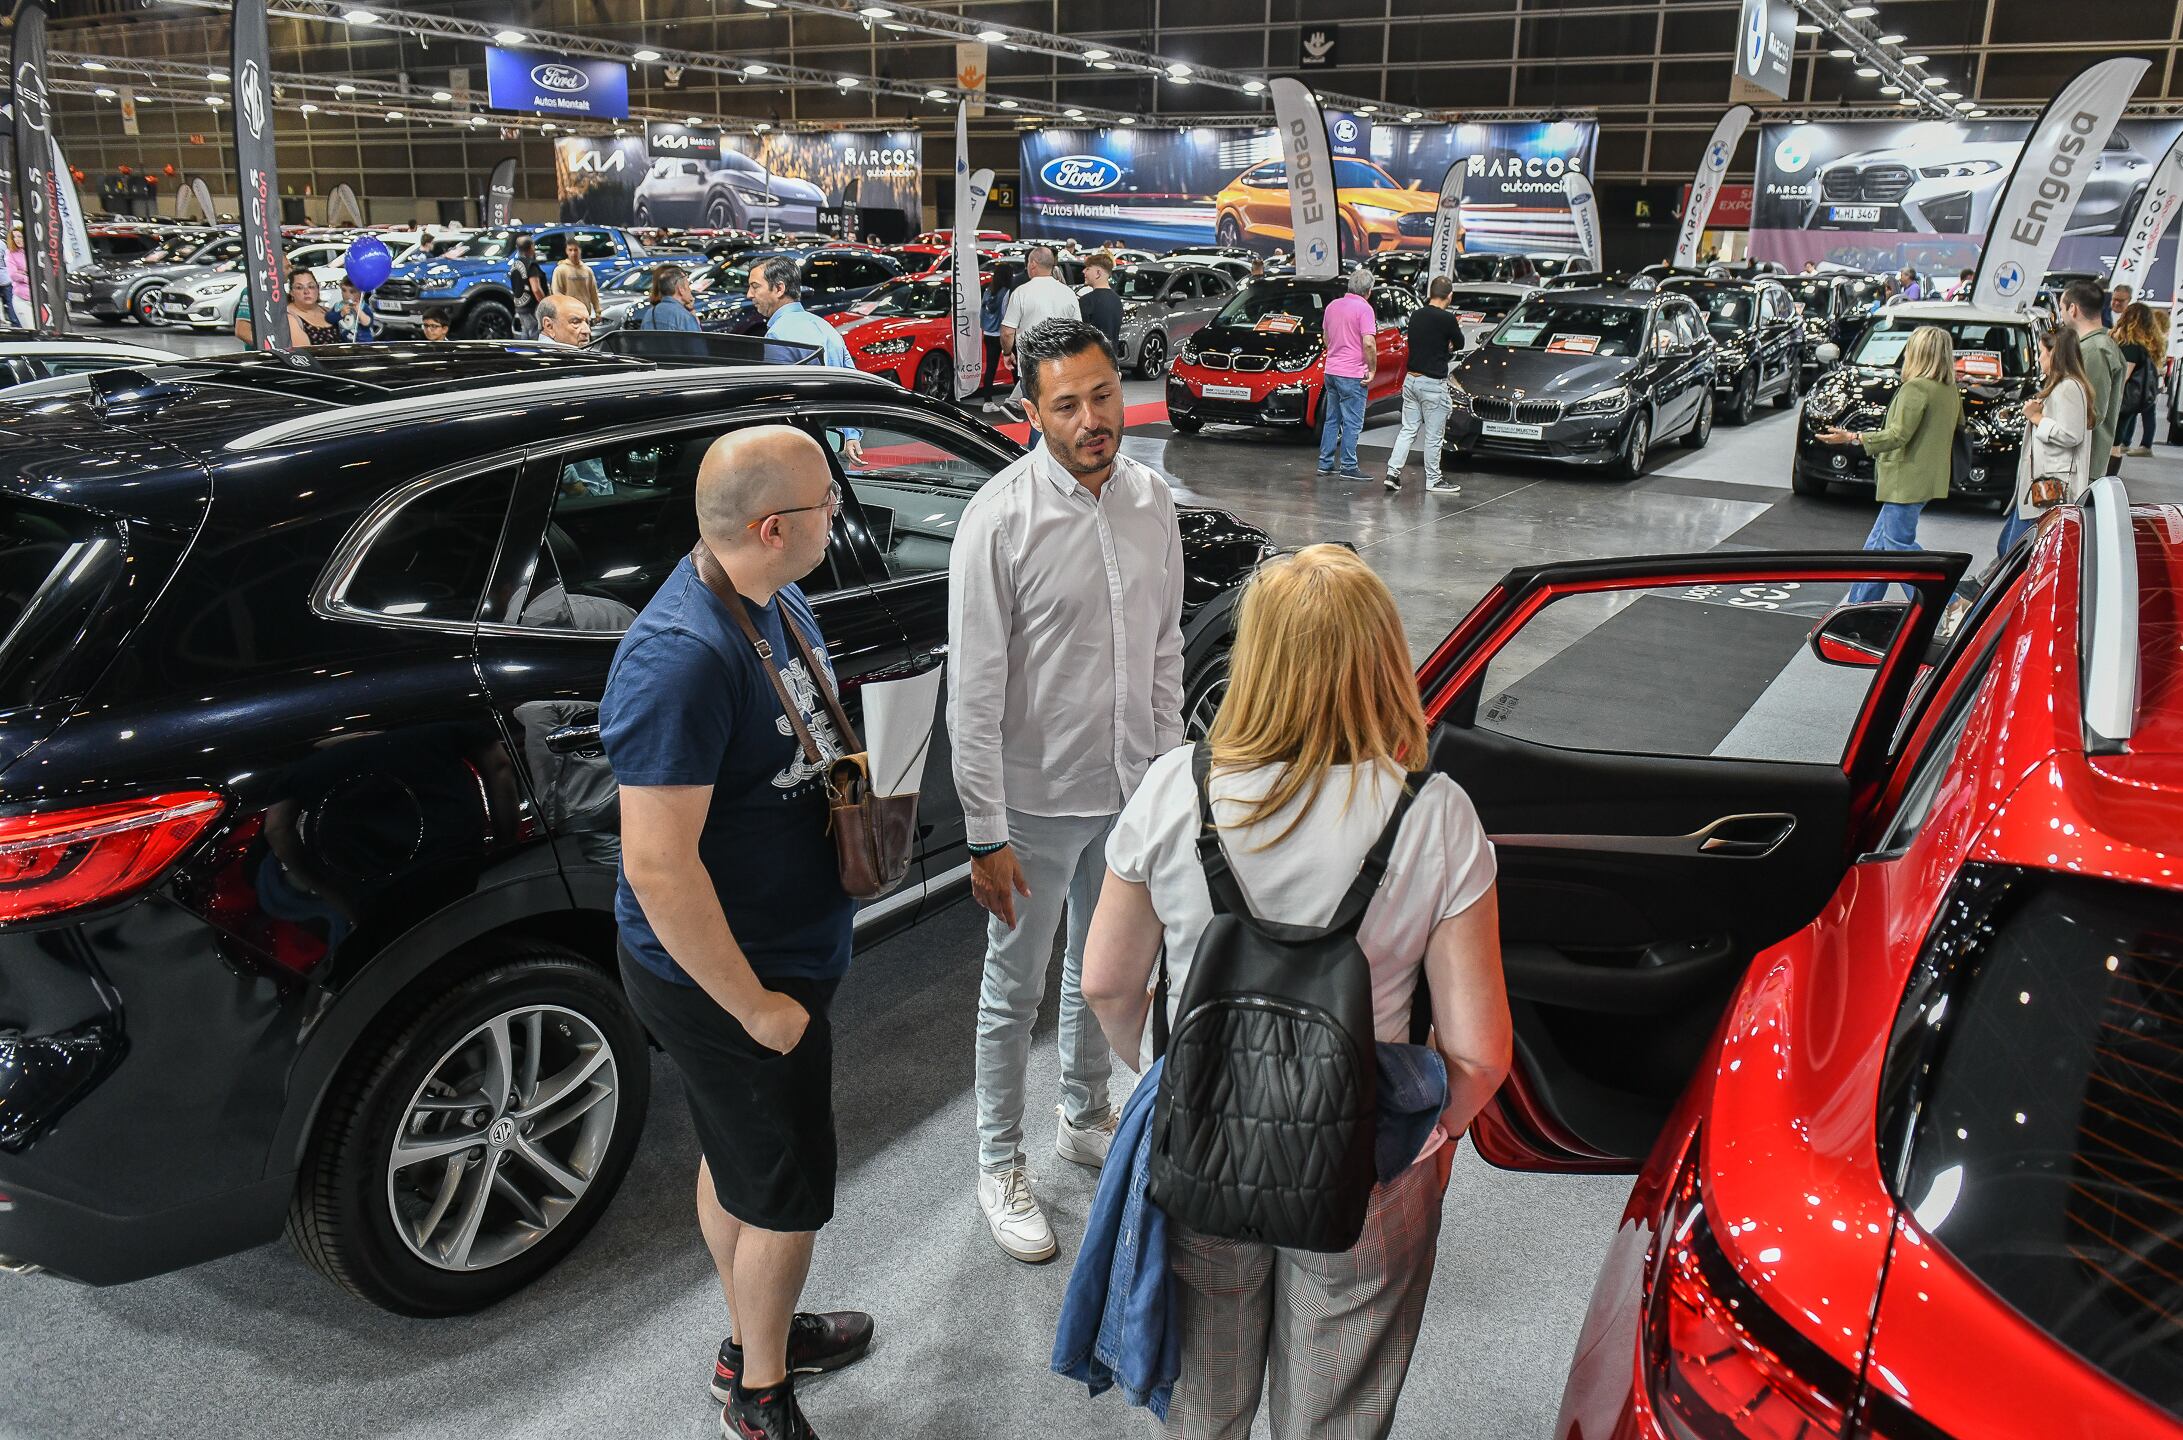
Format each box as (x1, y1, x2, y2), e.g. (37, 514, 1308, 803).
(0, 336, 178, 389)
(161, 243, 347, 332)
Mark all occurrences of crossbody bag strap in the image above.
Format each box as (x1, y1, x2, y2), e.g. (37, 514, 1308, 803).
(689, 543, 826, 768)
(771, 591, 863, 754)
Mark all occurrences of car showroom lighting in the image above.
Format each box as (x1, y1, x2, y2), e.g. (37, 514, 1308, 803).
(80, 60, 106, 71)
(1855, 66, 1880, 77)
(1166, 63, 1192, 78)
(837, 75, 859, 87)
(1404, 110, 1423, 121)
(1843, 4, 1878, 16)
(470, 115, 485, 126)
(386, 109, 403, 119)
(432, 90, 452, 101)
(206, 94, 224, 106)
(633, 48, 662, 61)
(1939, 89, 1962, 100)
(1954, 98, 1976, 110)
(685, 114, 703, 125)
(209, 69, 229, 81)
(1064, 107, 1083, 117)
(1093, 60, 1117, 69)
(859, 4, 893, 15)
(977, 28, 1007, 41)
(884, 23, 910, 31)
(341, 7, 379, 24)
(925, 87, 946, 98)
(1241, 78, 1267, 92)
(1829, 47, 1853, 58)
(493, 28, 526, 44)
(997, 98, 1019, 108)
(94, 86, 115, 98)
(742, 63, 770, 75)
(1969, 108, 1988, 117)
(1084, 49, 1111, 61)
(745, 0, 779, 8)
(1794, 21, 1821, 33)
(1118, 115, 1136, 124)
(1897, 96, 1918, 106)
(298, 101, 319, 112)
(755, 121, 772, 130)
(1876, 32, 1907, 45)
(1879, 84, 1901, 94)
(1901, 53, 1929, 65)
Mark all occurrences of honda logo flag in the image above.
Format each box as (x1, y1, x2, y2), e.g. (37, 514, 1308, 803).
(1271, 78, 1341, 279)
(1676, 105, 1751, 269)
(1565, 172, 1602, 271)
(484, 156, 518, 227)
(10, 0, 66, 332)
(231, 0, 288, 350)
(2110, 130, 2182, 299)
(1973, 57, 2150, 313)
(1427, 159, 1466, 288)
(950, 101, 992, 401)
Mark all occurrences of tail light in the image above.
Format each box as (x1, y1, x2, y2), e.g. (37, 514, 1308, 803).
(1643, 1132, 1860, 1440)
(0, 791, 225, 925)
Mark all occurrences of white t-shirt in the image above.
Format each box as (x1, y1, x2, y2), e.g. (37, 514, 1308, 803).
(1105, 747, 1497, 1072)
(1001, 273, 1082, 337)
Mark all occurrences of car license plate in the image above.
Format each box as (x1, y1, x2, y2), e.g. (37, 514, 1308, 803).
(1827, 205, 1882, 224)
(1201, 383, 1252, 400)
(163, 303, 190, 317)
(1481, 420, 1543, 440)
(378, 300, 408, 314)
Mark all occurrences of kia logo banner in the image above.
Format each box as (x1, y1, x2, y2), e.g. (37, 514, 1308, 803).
(231, 0, 287, 349)
(484, 156, 519, 227)
(487, 45, 628, 119)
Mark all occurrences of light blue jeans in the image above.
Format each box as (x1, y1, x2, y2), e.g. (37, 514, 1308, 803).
(1318, 374, 1368, 475)
(976, 808, 1117, 1173)
(1385, 373, 1452, 486)
(1848, 501, 1925, 603)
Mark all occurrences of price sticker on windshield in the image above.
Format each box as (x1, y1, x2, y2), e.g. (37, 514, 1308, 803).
(1955, 351, 2003, 381)
(1254, 314, 1303, 334)
(1547, 334, 1601, 355)
(1456, 311, 1486, 325)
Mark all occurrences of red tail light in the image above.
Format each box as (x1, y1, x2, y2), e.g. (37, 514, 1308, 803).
(0, 792, 225, 925)
(1644, 1135, 1860, 1440)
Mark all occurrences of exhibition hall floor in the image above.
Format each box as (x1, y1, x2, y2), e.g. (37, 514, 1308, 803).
(8, 345, 2183, 1440)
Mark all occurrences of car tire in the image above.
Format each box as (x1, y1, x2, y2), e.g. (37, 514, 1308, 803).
(913, 349, 954, 401)
(1184, 645, 1231, 741)
(1791, 461, 1829, 497)
(1169, 412, 1203, 434)
(132, 283, 167, 326)
(1216, 215, 1245, 250)
(1616, 411, 1651, 479)
(1136, 330, 1167, 380)
(460, 299, 515, 341)
(1728, 371, 1757, 425)
(1773, 363, 1800, 410)
(1681, 390, 1713, 449)
(632, 203, 653, 227)
(705, 192, 746, 232)
(288, 946, 651, 1317)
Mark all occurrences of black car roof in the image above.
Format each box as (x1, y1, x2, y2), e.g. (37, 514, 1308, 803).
(1533, 286, 1673, 307)
(1659, 277, 1776, 295)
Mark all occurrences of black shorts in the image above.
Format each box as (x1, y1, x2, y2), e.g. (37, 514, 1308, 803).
(619, 949, 841, 1232)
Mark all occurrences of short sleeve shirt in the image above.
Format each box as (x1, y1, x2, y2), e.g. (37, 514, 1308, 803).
(1322, 293, 1377, 379)
(1106, 748, 1497, 1067)
(600, 557, 854, 985)
(1001, 274, 1082, 338)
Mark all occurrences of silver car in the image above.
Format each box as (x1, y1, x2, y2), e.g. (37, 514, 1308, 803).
(1094, 264, 1237, 379)
(70, 232, 244, 326)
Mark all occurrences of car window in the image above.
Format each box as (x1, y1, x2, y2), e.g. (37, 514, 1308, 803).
(493, 432, 851, 633)
(803, 256, 856, 292)
(818, 420, 1001, 583)
(34, 353, 148, 378)
(1245, 161, 1287, 189)
(1370, 287, 1414, 325)
(1677, 307, 1709, 347)
(336, 467, 519, 626)
(1494, 298, 1648, 358)
(1203, 273, 1234, 299)
(1872, 634, 1997, 853)
(574, 231, 617, 260)
(1471, 581, 1899, 764)
(838, 257, 895, 290)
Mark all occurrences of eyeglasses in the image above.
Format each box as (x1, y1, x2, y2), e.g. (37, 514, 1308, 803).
(747, 480, 843, 531)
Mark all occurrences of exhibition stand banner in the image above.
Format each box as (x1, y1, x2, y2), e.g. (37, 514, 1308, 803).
(571, 126, 923, 232)
(950, 101, 990, 401)
(1019, 118, 1596, 257)
(553, 135, 647, 224)
(2112, 132, 2183, 296)
(1971, 57, 2149, 311)
(49, 138, 89, 272)
(484, 157, 518, 227)
(9, 0, 66, 332)
(1271, 78, 1341, 276)
(1752, 113, 2183, 296)
(1426, 160, 1465, 281)
(1676, 105, 1752, 268)
(1565, 172, 1601, 270)
(231, 0, 287, 351)
(486, 47, 628, 121)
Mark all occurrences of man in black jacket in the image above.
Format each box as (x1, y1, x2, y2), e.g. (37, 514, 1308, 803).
(1384, 276, 1465, 495)
(1079, 252, 1124, 354)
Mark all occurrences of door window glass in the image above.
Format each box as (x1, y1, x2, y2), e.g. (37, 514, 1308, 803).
(819, 421, 1001, 582)
(1472, 582, 1898, 764)
(338, 467, 518, 625)
(573, 231, 617, 259)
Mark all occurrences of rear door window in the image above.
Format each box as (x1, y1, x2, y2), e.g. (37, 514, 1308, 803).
(0, 496, 136, 710)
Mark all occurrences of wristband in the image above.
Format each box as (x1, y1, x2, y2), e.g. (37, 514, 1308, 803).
(967, 840, 1007, 856)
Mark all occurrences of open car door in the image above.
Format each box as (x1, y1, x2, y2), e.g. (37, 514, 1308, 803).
(1416, 548, 1967, 1172)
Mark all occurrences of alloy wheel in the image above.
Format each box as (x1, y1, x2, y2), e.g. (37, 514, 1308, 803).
(914, 350, 953, 399)
(1625, 414, 1649, 475)
(134, 284, 166, 325)
(1186, 667, 1229, 741)
(1137, 330, 1166, 379)
(384, 1004, 620, 1273)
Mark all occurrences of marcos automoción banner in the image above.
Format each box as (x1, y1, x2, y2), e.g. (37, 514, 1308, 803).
(1020, 118, 1597, 257)
(1753, 116, 2183, 295)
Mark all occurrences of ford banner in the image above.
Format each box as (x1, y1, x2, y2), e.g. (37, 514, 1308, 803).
(486, 46, 629, 121)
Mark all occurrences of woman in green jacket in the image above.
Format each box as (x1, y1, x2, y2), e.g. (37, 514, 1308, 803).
(1816, 324, 1962, 602)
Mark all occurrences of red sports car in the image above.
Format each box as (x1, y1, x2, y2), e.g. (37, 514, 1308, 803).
(830, 274, 1012, 400)
(1410, 482, 2182, 1439)
(1164, 276, 1414, 440)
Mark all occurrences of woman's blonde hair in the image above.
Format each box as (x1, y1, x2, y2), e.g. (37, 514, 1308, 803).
(2114, 301, 2166, 354)
(1207, 544, 1428, 845)
(1900, 324, 1956, 385)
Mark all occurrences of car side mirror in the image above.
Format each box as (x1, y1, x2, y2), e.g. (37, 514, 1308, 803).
(1809, 602, 1906, 668)
(1165, 292, 1186, 305)
(1816, 342, 1841, 365)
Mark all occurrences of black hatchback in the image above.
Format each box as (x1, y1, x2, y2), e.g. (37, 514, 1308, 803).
(0, 345, 1265, 1314)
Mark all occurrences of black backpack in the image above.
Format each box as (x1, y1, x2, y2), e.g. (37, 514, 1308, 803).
(1147, 744, 1427, 1254)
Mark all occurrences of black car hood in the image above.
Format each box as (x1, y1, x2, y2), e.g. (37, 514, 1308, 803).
(1819, 364, 2029, 416)
(1176, 505, 1271, 612)
(1189, 322, 1322, 361)
(1453, 346, 1636, 398)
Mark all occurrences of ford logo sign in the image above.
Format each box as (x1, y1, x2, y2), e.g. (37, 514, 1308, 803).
(1041, 154, 1122, 193)
(532, 63, 590, 94)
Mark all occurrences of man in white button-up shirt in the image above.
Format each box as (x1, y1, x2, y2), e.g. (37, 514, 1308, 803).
(948, 317, 1186, 1263)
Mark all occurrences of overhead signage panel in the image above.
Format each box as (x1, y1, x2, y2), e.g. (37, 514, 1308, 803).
(486, 46, 629, 120)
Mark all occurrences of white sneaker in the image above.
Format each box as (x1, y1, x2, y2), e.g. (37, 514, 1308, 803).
(2127, 446, 2153, 457)
(977, 1165, 1057, 1263)
(1056, 1104, 1120, 1170)
(1429, 479, 1462, 493)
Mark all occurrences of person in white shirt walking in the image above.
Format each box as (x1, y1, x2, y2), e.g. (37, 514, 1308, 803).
(990, 246, 1081, 420)
(949, 318, 1186, 1263)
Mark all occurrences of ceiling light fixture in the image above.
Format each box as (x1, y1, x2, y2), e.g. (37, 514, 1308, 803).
(341, 6, 378, 23)
(386, 109, 403, 119)
(837, 75, 859, 87)
(1828, 47, 1853, 58)
(432, 90, 452, 101)
(756, 121, 772, 131)
(1357, 104, 1377, 113)
(1879, 84, 1901, 94)
(94, 86, 116, 98)
(1968, 108, 1988, 117)
(492, 29, 526, 44)
(1794, 22, 1821, 33)
(976, 28, 1007, 41)
(1843, 4, 1878, 16)
(1092, 60, 1117, 69)
(1855, 66, 1881, 78)
(743, 63, 769, 75)
(996, 98, 1019, 108)
(541, 121, 557, 130)
(1084, 49, 1110, 61)
(745, 0, 778, 9)
(1118, 115, 1136, 124)
(1064, 107, 1083, 117)
(883, 22, 910, 31)
(209, 69, 229, 81)
(470, 115, 484, 125)
(1939, 90, 1961, 100)
(335, 82, 357, 94)
(1896, 96, 1917, 106)
(858, 4, 892, 15)
(1404, 110, 1423, 121)
(81, 60, 107, 71)
(1165, 62, 1192, 77)
(1242, 79, 1266, 92)
(633, 48, 661, 61)
(925, 87, 947, 98)
(1901, 53, 1929, 64)
(298, 101, 318, 112)
(1876, 32, 1907, 44)
(206, 95, 224, 106)
(686, 114, 703, 125)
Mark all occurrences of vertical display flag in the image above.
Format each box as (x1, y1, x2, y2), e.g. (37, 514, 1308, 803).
(949, 102, 993, 401)
(327, 183, 364, 229)
(1565, 172, 1602, 271)
(49, 140, 90, 272)
(2110, 129, 2183, 299)
(1271, 78, 1340, 279)
(191, 177, 217, 227)
(484, 157, 518, 226)
(10, 0, 67, 332)
(1972, 57, 2151, 313)
(1427, 159, 1466, 287)
(231, 0, 289, 351)
(1675, 105, 1752, 269)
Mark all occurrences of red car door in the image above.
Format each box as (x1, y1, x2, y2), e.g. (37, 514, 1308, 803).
(1410, 548, 1967, 1171)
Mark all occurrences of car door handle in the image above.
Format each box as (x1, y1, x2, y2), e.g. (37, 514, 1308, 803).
(1696, 813, 1797, 858)
(545, 723, 603, 756)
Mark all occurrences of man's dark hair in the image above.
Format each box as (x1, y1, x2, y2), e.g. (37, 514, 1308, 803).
(517, 235, 535, 253)
(757, 253, 801, 301)
(1018, 318, 1116, 403)
(422, 307, 453, 330)
(2060, 278, 2106, 319)
(1427, 275, 1453, 301)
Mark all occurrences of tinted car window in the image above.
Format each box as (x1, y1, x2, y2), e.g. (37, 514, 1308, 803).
(1849, 316, 2034, 376)
(1114, 268, 1171, 300)
(339, 468, 517, 626)
(1212, 280, 1338, 328)
(0, 496, 132, 710)
(1370, 287, 1415, 325)
(1892, 868, 2183, 1416)
(1493, 299, 1648, 357)
(823, 421, 1000, 583)
(1244, 161, 1287, 188)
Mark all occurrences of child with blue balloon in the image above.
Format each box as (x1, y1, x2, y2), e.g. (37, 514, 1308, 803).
(337, 236, 393, 344)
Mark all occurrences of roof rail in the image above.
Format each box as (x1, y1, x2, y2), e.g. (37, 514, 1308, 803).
(221, 362, 883, 454)
(2082, 476, 2139, 753)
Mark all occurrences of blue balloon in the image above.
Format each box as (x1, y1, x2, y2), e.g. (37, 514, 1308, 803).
(344, 236, 393, 292)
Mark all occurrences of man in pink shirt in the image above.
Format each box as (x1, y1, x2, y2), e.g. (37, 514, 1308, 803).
(1318, 266, 1379, 479)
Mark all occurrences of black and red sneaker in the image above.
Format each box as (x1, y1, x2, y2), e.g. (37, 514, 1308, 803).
(721, 1380, 816, 1440)
(710, 1311, 876, 1402)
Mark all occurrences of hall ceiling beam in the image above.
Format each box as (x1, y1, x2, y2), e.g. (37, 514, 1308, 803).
(1791, 0, 1959, 119)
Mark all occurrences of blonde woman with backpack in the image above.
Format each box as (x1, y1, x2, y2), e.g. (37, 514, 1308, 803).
(1082, 544, 1509, 1439)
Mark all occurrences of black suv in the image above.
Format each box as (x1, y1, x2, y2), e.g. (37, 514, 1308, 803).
(1658, 276, 1806, 424)
(0, 346, 1266, 1314)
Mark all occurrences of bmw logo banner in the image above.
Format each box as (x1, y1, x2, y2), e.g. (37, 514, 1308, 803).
(1271, 78, 1342, 279)
(1676, 105, 1752, 269)
(1971, 57, 2150, 313)
(486, 45, 630, 120)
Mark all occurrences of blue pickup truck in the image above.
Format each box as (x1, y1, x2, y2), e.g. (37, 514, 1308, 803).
(375, 224, 685, 338)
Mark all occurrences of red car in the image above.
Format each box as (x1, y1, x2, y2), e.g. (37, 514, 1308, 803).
(1164, 276, 1414, 440)
(1410, 482, 2181, 1438)
(830, 273, 1013, 400)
